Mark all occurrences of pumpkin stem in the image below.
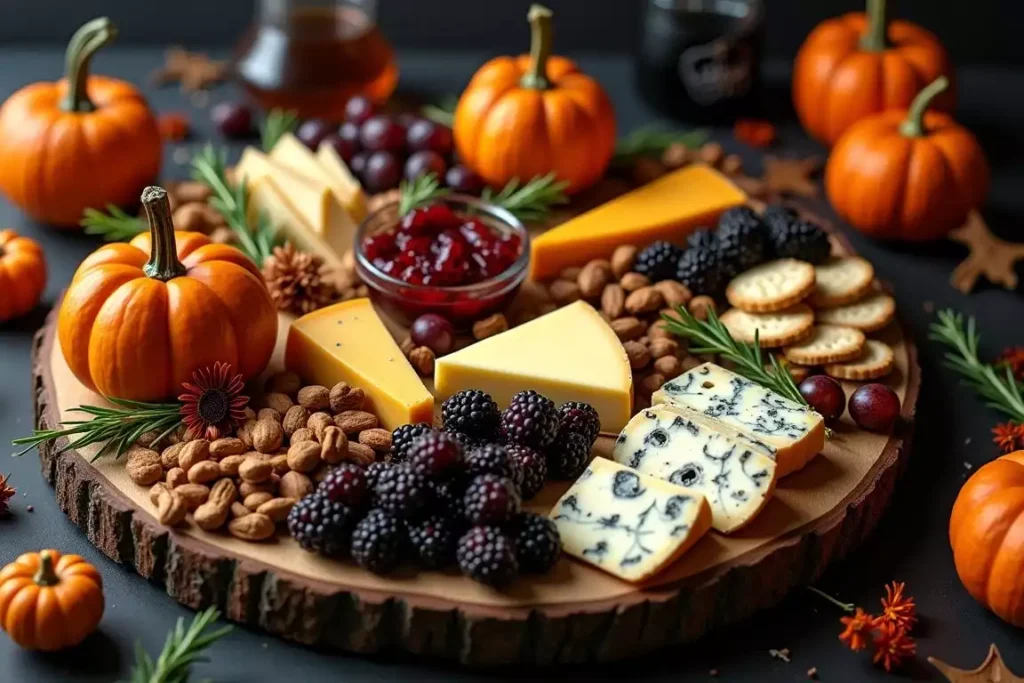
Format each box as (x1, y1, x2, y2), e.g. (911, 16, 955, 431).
(859, 0, 888, 52)
(141, 186, 187, 282)
(33, 551, 60, 587)
(899, 76, 949, 138)
(521, 4, 554, 90)
(60, 17, 118, 113)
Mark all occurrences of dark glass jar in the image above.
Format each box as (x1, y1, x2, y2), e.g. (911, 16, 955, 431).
(635, 0, 765, 123)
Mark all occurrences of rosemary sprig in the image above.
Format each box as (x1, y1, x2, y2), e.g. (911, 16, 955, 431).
(929, 309, 1024, 423)
(13, 397, 182, 461)
(81, 204, 146, 241)
(612, 125, 709, 166)
(661, 305, 807, 406)
(126, 607, 232, 683)
(481, 173, 570, 223)
(399, 172, 450, 216)
(421, 95, 458, 127)
(260, 108, 299, 152)
(190, 145, 279, 264)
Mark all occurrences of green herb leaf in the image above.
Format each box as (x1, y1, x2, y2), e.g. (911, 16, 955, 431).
(126, 607, 232, 683)
(612, 125, 709, 166)
(81, 205, 147, 242)
(481, 173, 570, 223)
(260, 109, 299, 152)
(399, 172, 450, 216)
(420, 95, 458, 128)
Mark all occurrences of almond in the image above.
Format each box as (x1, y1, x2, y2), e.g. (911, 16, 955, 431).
(653, 280, 692, 308)
(625, 286, 664, 315)
(400, 335, 416, 357)
(601, 283, 626, 319)
(648, 319, 672, 340)
(156, 490, 187, 527)
(648, 338, 679, 359)
(577, 259, 612, 299)
(638, 372, 667, 398)
(239, 457, 273, 484)
(231, 502, 252, 519)
(320, 426, 347, 465)
(688, 295, 716, 321)
(209, 437, 246, 461)
(308, 412, 334, 440)
(149, 483, 169, 506)
(290, 427, 317, 444)
(610, 317, 645, 341)
(333, 410, 378, 435)
(178, 439, 210, 472)
(240, 479, 277, 498)
(263, 392, 294, 415)
(257, 497, 296, 523)
(329, 382, 365, 413)
(270, 454, 290, 475)
(228, 513, 275, 541)
(611, 245, 638, 278)
(187, 460, 221, 485)
(358, 428, 392, 453)
(160, 442, 185, 470)
(287, 441, 321, 473)
(346, 442, 376, 466)
(680, 354, 704, 372)
(654, 355, 683, 378)
(279, 471, 314, 500)
(218, 454, 246, 477)
(472, 313, 509, 341)
(166, 467, 187, 489)
(661, 142, 691, 168)
(258, 408, 282, 423)
(549, 279, 581, 305)
(265, 371, 301, 395)
(237, 419, 258, 448)
(282, 405, 310, 437)
(126, 448, 162, 486)
(559, 266, 583, 281)
(620, 272, 650, 292)
(408, 346, 435, 377)
(297, 385, 331, 411)
(175, 484, 210, 510)
(623, 340, 652, 369)
(699, 141, 724, 167)
(244, 491, 274, 511)
(721, 154, 743, 176)
(252, 419, 284, 454)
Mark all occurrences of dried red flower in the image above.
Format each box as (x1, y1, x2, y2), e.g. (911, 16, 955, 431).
(871, 622, 916, 672)
(734, 119, 777, 148)
(839, 607, 875, 652)
(875, 581, 917, 630)
(157, 112, 190, 142)
(178, 362, 249, 441)
(0, 473, 14, 518)
(992, 422, 1024, 454)
(996, 346, 1024, 380)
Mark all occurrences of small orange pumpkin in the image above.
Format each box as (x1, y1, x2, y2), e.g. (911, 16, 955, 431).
(0, 549, 104, 650)
(949, 450, 1024, 627)
(58, 186, 277, 401)
(0, 230, 46, 322)
(453, 4, 616, 194)
(0, 18, 161, 227)
(825, 77, 988, 241)
(793, 0, 954, 146)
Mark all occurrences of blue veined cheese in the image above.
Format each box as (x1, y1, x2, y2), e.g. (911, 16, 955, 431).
(651, 362, 825, 477)
(612, 404, 778, 534)
(549, 457, 712, 583)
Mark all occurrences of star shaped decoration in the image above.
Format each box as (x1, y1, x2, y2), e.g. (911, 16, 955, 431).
(949, 211, 1024, 293)
(150, 47, 226, 92)
(929, 645, 1024, 683)
(762, 155, 822, 198)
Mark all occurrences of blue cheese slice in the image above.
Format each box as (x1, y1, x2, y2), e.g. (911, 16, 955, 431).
(651, 362, 825, 477)
(550, 457, 712, 583)
(612, 404, 778, 534)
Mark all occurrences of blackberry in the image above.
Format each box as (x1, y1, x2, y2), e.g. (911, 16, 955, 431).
(432, 476, 468, 522)
(407, 514, 459, 569)
(466, 443, 523, 490)
(447, 431, 491, 454)
(545, 431, 591, 480)
(687, 228, 716, 250)
(463, 474, 520, 525)
(374, 463, 432, 519)
(457, 525, 519, 587)
(506, 444, 547, 500)
(351, 508, 406, 574)
(442, 390, 500, 439)
(319, 463, 370, 509)
(557, 401, 601, 446)
(674, 246, 725, 297)
(407, 431, 465, 481)
(364, 461, 392, 491)
(716, 206, 770, 275)
(390, 423, 434, 463)
(510, 512, 561, 574)
(763, 204, 831, 264)
(633, 241, 683, 281)
(287, 493, 356, 557)
(500, 390, 559, 449)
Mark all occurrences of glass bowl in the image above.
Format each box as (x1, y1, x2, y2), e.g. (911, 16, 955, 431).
(354, 194, 530, 328)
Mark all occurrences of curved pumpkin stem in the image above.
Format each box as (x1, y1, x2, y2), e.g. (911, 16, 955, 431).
(859, 0, 888, 52)
(899, 76, 949, 138)
(521, 4, 554, 90)
(33, 551, 60, 587)
(142, 186, 187, 282)
(61, 17, 118, 113)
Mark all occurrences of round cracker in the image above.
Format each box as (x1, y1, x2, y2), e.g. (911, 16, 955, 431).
(810, 257, 875, 308)
(720, 304, 815, 348)
(815, 293, 895, 332)
(824, 340, 895, 380)
(726, 259, 816, 312)
(783, 324, 866, 366)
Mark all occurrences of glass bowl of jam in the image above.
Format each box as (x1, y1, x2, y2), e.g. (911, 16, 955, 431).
(354, 195, 530, 327)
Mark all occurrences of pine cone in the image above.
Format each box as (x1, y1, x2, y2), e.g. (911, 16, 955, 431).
(0, 473, 15, 518)
(262, 243, 338, 315)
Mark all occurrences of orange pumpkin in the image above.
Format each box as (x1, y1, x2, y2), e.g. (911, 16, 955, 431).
(793, 0, 954, 146)
(949, 450, 1024, 627)
(0, 230, 46, 322)
(58, 186, 277, 401)
(0, 18, 161, 227)
(825, 77, 988, 241)
(0, 550, 104, 650)
(453, 4, 616, 194)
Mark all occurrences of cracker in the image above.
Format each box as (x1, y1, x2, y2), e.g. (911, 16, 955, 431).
(810, 257, 875, 308)
(824, 340, 895, 380)
(815, 293, 895, 332)
(720, 304, 815, 348)
(783, 324, 866, 366)
(725, 259, 816, 312)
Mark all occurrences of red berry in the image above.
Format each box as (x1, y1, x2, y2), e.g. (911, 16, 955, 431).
(411, 314, 456, 354)
(362, 151, 402, 193)
(423, 203, 461, 230)
(212, 102, 253, 139)
(445, 165, 485, 194)
(406, 119, 454, 155)
(848, 384, 901, 432)
(349, 151, 370, 177)
(360, 115, 406, 153)
(798, 375, 846, 424)
(296, 119, 332, 149)
(344, 95, 376, 125)
(459, 219, 494, 248)
(362, 232, 396, 261)
(404, 151, 448, 182)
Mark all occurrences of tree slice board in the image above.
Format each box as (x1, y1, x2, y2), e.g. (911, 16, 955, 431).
(31, 246, 919, 667)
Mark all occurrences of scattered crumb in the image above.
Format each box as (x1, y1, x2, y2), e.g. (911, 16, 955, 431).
(923, 300, 935, 313)
(807, 666, 819, 679)
(965, 437, 972, 445)
(26, 506, 34, 513)
(708, 669, 719, 677)
(770, 648, 792, 663)
(964, 461, 973, 470)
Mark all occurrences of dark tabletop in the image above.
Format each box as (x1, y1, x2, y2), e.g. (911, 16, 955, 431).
(1, 47, 1022, 682)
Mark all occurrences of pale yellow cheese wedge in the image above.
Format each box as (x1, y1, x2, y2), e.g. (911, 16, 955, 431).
(246, 177, 345, 272)
(270, 132, 367, 227)
(315, 140, 368, 222)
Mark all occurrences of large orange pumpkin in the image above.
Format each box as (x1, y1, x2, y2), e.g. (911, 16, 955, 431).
(453, 4, 616, 194)
(793, 0, 954, 146)
(825, 77, 988, 241)
(58, 186, 277, 401)
(0, 18, 161, 227)
(0, 550, 104, 651)
(0, 229, 46, 322)
(949, 450, 1024, 627)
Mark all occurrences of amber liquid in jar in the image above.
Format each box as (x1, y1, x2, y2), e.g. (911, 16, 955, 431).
(234, 1, 399, 121)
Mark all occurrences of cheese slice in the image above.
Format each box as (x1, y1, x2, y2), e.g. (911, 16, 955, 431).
(550, 457, 712, 583)
(652, 363, 825, 477)
(612, 404, 778, 533)
(269, 132, 367, 227)
(434, 301, 633, 432)
(315, 140, 368, 222)
(529, 164, 747, 280)
(246, 178, 345, 272)
(285, 299, 434, 430)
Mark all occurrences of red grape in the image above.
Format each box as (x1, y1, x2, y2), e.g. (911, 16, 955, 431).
(848, 384, 901, 432)
(296, 119, 332, 149)
(321, 131, 358, 163)
(344, 95, 376, 125)
(406, 119, 454, 155)
(360, 115, 406, 153)
(404, 150, 448, 182)
(798, 375, 846, 424)
(445, 165, 485, 194)
(362, 151, 402, 193)
(212, 102, 253, 139)
(410, 314, 456, 355)
(349, 151, 370, 177)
